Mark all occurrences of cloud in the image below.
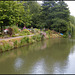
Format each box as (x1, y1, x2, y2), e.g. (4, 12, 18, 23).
(65, 1, 75, 16)
(37, 1, 43, 4)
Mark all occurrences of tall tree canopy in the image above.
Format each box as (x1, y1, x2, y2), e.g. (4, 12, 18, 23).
(0, 1, 72, 35)
(39, 1, 70, 33)
(0, 1, 32, 31)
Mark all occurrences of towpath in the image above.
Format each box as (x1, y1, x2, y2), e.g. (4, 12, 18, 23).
(0, 34, 34, 41)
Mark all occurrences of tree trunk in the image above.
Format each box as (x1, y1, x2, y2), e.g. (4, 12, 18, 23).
(1, 25, 3, 32)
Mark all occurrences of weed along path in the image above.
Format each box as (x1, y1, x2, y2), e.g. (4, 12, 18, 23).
(0, 34, 34, 41)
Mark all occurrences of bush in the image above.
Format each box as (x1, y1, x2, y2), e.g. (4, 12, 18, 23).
(26, 37, 30, 43)
(20, 29, 30, 36)
(14, 40, 18, 48)
(20, 37, 27, 46)
(10, 25, 20, 34)
(12, 34, 19, 37)
(32, 35, 37, 40)
(29, 37, 34, 43)
(46, 29, 50, 35)
(0, 41, 13, 51)
(32, 34, 42, 41)
(19, 33, 25, 36)
(36, 34, 41, 41)
(1, 46, 5, 52)
(34, 28, 40, 33)
(62, 35, 67, 38)
(20, 37, 30, 46)
(31, 27, 34, 33)
(4, 43, 12, 51)
(40, 33, 44, 40)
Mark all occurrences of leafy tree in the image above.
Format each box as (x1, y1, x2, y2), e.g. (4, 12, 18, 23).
(0, 1, 32, 31)
(70, 15, 75, 25)
(40, 1, 70, 34)
(69, 15, 75, 37)
(27, 1, 41, 28)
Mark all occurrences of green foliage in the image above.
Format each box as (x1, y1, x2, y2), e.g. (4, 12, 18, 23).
(27, 1, 41, 28)
(0, 41, 13, 51)
(20, 37, 26, 46)
(1, 46, 5, 52)
(29, 37, 34, 43)
(23, 29, 30, 35)
(32, 35, 37, 40)
(46, 30, 51, 39)
(19, 29, 30, 36)
(36, 34, 41, 41)
(20, 37, 30, 46)
(62, 35, 67, 38)
(10, 25, 20, 34)
(14, 40, 18, 48)
(0, 1, 73, 37)
(32, 34, 42, 42)
(34, 28, 40, 33)
(70, 15, 75, 25)
(40, 32, 45, 40)
(46, 30, 50, 35)
(69, 15, 75, 37)
(12, 34, 18, 37)
(31, 27, 34, 33)
(37, 1, 70, 34)
(4, 43, 12, 51)
(0, 1, 32, 32)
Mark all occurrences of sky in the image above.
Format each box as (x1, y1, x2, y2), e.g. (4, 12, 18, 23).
(37, 1, 75, 17)
(65, 1, 75, 17)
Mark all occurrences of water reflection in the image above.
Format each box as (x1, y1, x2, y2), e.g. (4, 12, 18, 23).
(41, 42, 47, 50)
(31, 58, 46, 74)
(14, 58, 24, 71)
(0, 38, 75, 74)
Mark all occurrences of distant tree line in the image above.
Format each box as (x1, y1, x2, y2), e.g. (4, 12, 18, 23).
(0, 1, 75, 35)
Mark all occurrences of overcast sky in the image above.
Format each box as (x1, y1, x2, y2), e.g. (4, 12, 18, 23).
(65, 1, 75, 17)
(37, 1, 75, 17)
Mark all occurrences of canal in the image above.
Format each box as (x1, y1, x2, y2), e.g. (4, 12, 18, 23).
(0, 38, 75, 74)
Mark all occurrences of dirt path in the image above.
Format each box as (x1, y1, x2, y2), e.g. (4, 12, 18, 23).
(0, 34, 34, 41)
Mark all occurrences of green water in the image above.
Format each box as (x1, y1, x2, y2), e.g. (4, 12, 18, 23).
(0, 38, 75, 74)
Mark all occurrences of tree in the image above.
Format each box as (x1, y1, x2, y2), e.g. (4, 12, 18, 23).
(26, 1, 41, 28)
(40, 1, 70, 33)
(0, 1, 32, 31)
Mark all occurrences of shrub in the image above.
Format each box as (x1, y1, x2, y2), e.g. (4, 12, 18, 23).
(20, 37, 30, 46)
(62, 35, 67, 38)
(40, 33, 44, 40)
(4, 43, 12, 51)
(19, 33, 25, 36)
(36, 34, 41, 41)
(20, 37, 27, 46)
(32, 35, 37, 40)
(0, 45, 3, 52)
(12, 34, 18, 37)
(26, 37, 30, 43)
(29, 37, 34, 43)
(1, 46, 5, 52)
(10, 25, 20, 34)
(32, 34, 42, 42)
(0, 41, 13, 52)
(46, 30, 50, 35)
(34, 28, 40, 33)
(20, 29, 30, 36)
(31, 27, 34, 33)
(14, 40, 18, 48)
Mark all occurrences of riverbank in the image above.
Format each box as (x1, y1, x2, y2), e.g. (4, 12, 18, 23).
(0, 30, 62, 53)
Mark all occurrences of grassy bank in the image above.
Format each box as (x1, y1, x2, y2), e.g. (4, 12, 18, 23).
(0, 33, 45, 53)
(0, 28, 63, 53)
